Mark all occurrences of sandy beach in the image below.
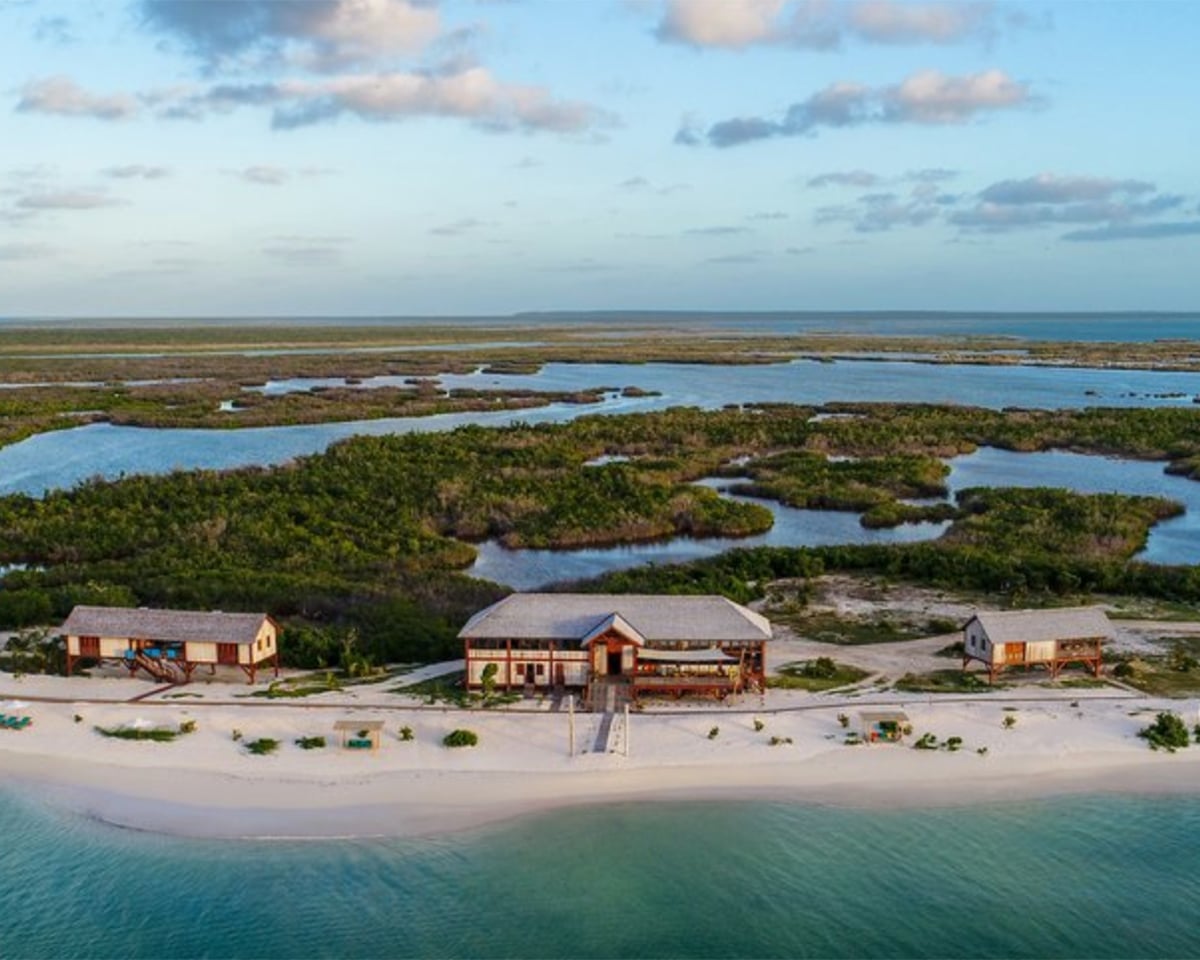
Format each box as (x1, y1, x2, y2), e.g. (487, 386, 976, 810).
(3, 670, 1198, 840)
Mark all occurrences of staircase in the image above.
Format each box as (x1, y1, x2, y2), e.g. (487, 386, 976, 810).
(132, 651, 186, 684)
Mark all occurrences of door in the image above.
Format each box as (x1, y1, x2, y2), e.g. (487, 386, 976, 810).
(217, 643, 239, 665)
(1005, 642, 1026, 664)
(525, 663, 536, 685)
(79, 636, 100, 658)
(607, 649, 623, 677)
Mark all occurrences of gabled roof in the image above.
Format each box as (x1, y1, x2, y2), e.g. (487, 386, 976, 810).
(580, 613, 647, 647)
(459, 594, 772, 643)
(967, 606, 1113, 644)
(60, 605, 271, 646)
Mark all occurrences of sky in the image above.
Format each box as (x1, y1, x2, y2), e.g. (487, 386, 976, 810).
(0, 0, 1198, 317)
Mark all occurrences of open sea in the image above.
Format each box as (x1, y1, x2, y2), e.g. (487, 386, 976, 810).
(1, 788, 1198, 959)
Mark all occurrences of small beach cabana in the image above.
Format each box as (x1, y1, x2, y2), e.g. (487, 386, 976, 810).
(333, 720, 384, 752)
(961, 607, 1112, 683)
(860, 710, 909, 744)
(61, 605, 280, 685)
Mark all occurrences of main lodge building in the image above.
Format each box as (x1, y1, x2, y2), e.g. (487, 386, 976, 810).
(459, 593, 771, 706)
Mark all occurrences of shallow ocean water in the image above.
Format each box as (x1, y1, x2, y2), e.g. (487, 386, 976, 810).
(1, 788, 1198, 959)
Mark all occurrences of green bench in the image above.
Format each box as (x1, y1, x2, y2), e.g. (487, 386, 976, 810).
(347, 737, 373, 750)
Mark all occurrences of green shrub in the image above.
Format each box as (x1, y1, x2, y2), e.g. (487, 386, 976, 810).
(946, 736, 963, 752)
(231, 728, 243, 742)
(768, 735, 793, 746)
(1112, 661, 1136, 679)
(1138, 712, 1190, 752)
(246, 737, 280, 755)
(753, 719, 764, 732)
(708, 726, 720, 740)
(837, 712, 850, 728)
(443, 729, 478, 748)
(913, 732, 938, 750)
(94, 725, 179, 742)
(179, 719, 197, 735)
(399, 725, 414, 742)
(295, 736, 326, 750)
(1002, 715, 1017, 729)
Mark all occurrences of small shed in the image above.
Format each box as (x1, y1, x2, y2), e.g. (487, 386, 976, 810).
(860, 710, 909, 744)
(333, 720, 385, 752)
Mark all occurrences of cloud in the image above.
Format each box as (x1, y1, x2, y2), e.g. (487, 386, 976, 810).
(102, 164, 171, 180)
(692, 69, 1034, 147)
(950, 172, 1189, 240)
(0, 242, 54, 261)
(656, 0, 1016, 50)
(848, 1, 995, 44)
(747, 211, 788, 220)
(163, 68, 613, 135)
(978, 173, 1154, 205)
(705, 252, 765, 264)
(230, 165, 289, 185)
(619, 176, 650, 189)
(16, 191, 123, 210)
(684, 225, 749, 236)
(1062, 221, 1200, 242)
(138, 0, 441, 70)
(808, 169, 880, 188)
(16, 76, 139, 120)
(906, 167, 957, 183)
(816, 191, 938, 232)
(430, 217, 485, 237)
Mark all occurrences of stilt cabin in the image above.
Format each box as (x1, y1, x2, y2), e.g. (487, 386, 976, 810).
(460, 593, 770, 707)
(961, 607, 1112, 682)
(61, 605, 280, 684)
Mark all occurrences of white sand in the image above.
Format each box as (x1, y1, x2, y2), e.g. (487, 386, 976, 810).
(2, 671, 1198, 840)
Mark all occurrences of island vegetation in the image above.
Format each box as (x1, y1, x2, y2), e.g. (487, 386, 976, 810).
(1, 403, 1199, 672)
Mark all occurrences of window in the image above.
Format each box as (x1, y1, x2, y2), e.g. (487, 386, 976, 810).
(536, 664, 545, 676)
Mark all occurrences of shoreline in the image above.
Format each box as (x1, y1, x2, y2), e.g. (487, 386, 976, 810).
(4, 684, 1198, 842)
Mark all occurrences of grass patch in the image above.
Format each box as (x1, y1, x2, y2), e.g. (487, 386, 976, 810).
(294, 736, 326, 750)
(769, 611, 958, 646)
(1107, 656, 1200, 697)
(894, 670, 997, 694)
(1054, 677, 1111, 689)
(94, 722, 195, 742)
(250, 673, 344, 699)
(246, 737, 280, 755)
(768, 657, 870, 692)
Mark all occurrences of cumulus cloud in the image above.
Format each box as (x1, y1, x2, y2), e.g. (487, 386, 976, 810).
(689, 69, 1034, 147)
(139, 0, 441, 70)
(16, 191, 123, 210)
(162, 68, 612, 135)
(102, 164, 171, 180)
(945, 172, 1192, 242)
(953, 174, 1182, 233)
(978, 173, 1154, 205)
(656, 0, 1014, 50)
(16, 76, 139, 120)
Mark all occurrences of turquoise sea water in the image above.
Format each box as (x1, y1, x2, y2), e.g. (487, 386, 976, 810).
(2, 788, 1198, 959)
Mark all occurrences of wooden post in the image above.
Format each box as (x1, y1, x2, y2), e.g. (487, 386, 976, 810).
(568, 695, 576, 758)
(623, 704, 630, 758)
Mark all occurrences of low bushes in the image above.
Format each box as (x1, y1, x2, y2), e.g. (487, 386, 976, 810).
(443, 729, 478, 748)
